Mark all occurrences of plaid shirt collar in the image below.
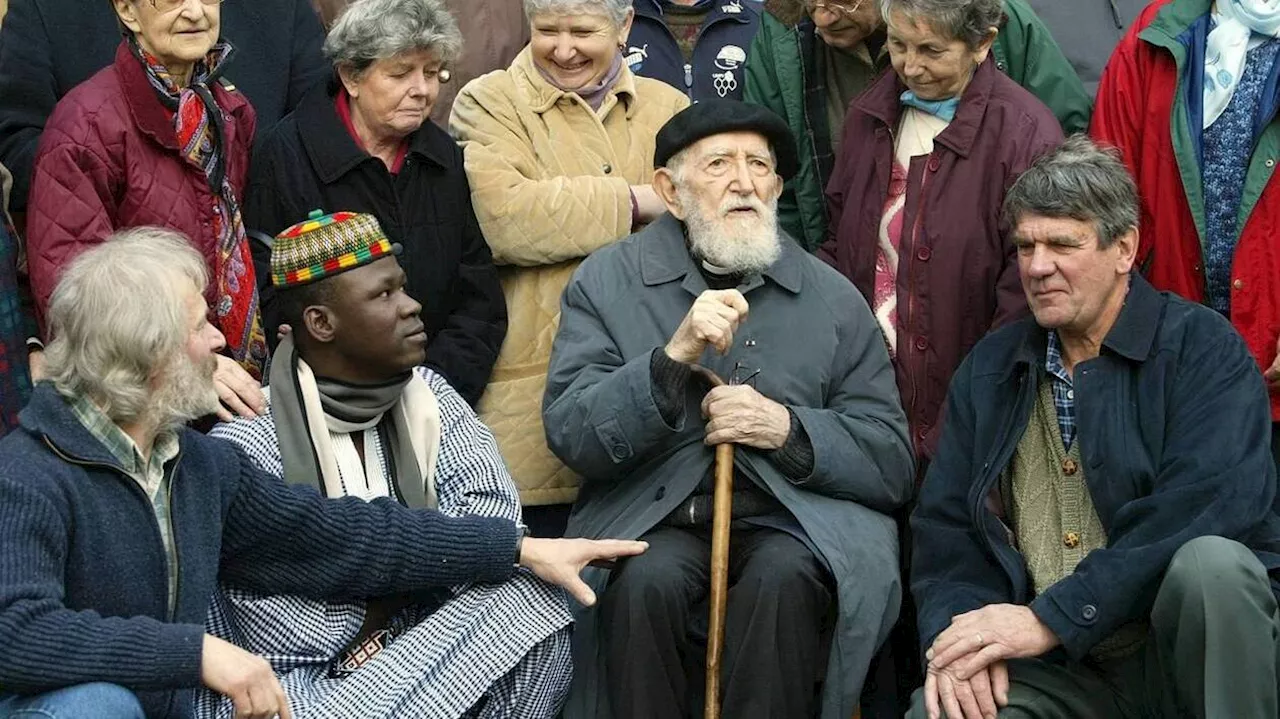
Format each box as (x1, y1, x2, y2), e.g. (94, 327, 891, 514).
(1044, 331, 1077, 451)
(69, 395, 179, 492)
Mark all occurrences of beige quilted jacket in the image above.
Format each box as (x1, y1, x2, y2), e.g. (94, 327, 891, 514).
(450, 48, 688, 506)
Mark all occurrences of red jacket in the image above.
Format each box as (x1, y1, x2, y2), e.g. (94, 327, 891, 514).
(1092, 0, 1280, 419)
(25, 41, 255, 332)
(822, 59, 1062, 464)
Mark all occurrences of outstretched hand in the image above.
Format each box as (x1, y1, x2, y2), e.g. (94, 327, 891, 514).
(213, 354, 266, 422)
(519, 537, 648, 606)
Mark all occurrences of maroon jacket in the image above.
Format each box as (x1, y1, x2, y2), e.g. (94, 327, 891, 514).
(25, 41, 255, 332)
(822, 59, 1062, 466)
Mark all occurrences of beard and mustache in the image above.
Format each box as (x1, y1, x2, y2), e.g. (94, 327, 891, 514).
(146, 350, 222, 431)
(677, 186, 782, 276)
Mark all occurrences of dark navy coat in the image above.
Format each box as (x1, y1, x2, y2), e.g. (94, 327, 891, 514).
(625, 0, 765, 101)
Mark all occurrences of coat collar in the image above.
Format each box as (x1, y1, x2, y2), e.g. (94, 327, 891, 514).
(633, 0, 754, 26)
(509, 47, 640, 118)
(1011, 274, 1164, 370)
(638, 213, 804, 295)
(1140, 0, 1208, 49)
(20, 385, 141, 470)
(853, 55, 998, 160)
(115, 39, 249, 152)
(296, 78, 455, 185)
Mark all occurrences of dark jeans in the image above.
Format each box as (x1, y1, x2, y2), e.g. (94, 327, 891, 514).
(597, 524, 833, 719)
(0, 683, 144, 719)
(907, 536, 1280, 717)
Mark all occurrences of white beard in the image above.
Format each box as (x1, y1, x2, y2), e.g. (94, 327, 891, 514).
(148, 352, 221, 430)
(679, 187, 782, 276)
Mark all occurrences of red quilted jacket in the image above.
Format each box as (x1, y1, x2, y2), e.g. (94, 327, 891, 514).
(26, 41, 255, 333)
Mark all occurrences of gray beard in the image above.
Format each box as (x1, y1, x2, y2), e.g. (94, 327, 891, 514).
(147, 353, 221, 431)
(680, 189, 782, 276)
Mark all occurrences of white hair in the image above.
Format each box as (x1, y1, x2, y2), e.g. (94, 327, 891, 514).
(522, 0, 633, 28)
(325, 0, 464, 77)
(42, 227, 210, 425)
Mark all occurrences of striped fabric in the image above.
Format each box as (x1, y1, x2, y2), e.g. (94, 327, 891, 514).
(200, 368, 573, 719)
(271, 211, 396, 287)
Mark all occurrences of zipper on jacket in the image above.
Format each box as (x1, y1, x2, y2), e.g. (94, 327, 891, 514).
(42, 435, 184, 621)
(969, 372, 1034, 601)
(166, 464, 183, 622)
(684, 63, 694, 90)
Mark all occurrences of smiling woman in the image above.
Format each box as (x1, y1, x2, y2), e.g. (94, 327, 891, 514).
(24, 0, 271, 423)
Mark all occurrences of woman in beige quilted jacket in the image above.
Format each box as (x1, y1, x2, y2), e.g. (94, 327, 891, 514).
(450, 0, 687, 531)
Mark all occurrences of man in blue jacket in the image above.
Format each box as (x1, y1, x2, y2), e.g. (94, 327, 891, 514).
(0, 227, 644, 719)
(909, 136, 1280, 719)
(625, 0, 766, 100)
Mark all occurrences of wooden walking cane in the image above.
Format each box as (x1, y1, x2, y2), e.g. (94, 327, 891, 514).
(688, 365, 734, 719)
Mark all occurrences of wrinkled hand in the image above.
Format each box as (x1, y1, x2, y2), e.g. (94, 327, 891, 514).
(1264, 335, 1280, 390)
(213, 354, 266, 422)
(924, 657, 1008, 719)
(927, 604, 1059, 681)
(27, 348, 45, 382)
(701, 384, 791, 450)
(630, 184, 666, 225)
(201, 634, 292, 719)
(665, 290, 749, 364)
(519, 537, 648, 606)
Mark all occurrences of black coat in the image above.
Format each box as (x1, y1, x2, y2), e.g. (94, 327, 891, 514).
(0, 0, 328, 211)
(243, 82, 507, 406)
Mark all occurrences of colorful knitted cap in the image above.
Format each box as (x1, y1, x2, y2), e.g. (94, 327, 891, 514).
(271, 210, 400, 288)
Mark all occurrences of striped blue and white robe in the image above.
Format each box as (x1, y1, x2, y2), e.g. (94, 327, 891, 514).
(197, 368, 573, 719)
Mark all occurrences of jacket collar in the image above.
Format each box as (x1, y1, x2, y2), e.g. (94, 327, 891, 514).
(1011, 274, 1163, 370)
(297, 78, 455, 184)
(115, 39, 249, 152)
(638, 213, 804, 295)
(853, 55, 998, 159)
(1140, 0, 1209, 49)
(19, 385, 141, 470)
(509, 47, 640, 118)
(633, 0, 753, 26)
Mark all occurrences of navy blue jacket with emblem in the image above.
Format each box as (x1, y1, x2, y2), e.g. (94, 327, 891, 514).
(0, 385, 521, 718)
(911, 275, 1280, 661)
(625, 0, 764, 101)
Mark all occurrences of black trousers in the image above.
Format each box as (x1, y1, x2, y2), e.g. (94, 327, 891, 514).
(597, 524, 833, 719)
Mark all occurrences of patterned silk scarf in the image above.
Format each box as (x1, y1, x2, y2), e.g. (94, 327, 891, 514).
(129, 37, 268, 378)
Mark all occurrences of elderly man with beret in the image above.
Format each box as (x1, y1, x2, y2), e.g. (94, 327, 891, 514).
(545, 99, 915, 719)
(910, 137, 1280, 719)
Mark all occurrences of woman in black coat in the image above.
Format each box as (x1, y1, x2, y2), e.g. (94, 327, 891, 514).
(244, 0, 506, 406)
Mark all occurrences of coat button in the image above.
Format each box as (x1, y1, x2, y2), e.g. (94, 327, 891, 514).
(914, 336, 929, 351)
(927, 156, 941, 172)
(1062, 458, 1078, 476)
(610, 442, 630, 460)
(654, 486, 666, 501)
(1063, 531, 1081, 549)
(1081, 604, 1098, 621)
(1268, 158, 1276, 168)
(1233, 279, 1245, 290)
(602, 163, 613, 174)
(916, 246, 932, 261)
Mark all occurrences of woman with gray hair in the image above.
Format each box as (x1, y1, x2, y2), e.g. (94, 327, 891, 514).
(449, 0, 688, 535)
(244, 0, 508, 407)
(824, 0, 1063, 469)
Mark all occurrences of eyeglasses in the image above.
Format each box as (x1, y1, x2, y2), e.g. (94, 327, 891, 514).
(803, 0, 866, 20)
(148, 0, 224, 11)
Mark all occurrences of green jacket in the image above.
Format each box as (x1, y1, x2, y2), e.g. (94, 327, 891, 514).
(744, 0, 1091, 251)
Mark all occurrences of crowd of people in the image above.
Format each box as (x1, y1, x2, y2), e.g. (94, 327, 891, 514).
(0, 0, 1278, 718)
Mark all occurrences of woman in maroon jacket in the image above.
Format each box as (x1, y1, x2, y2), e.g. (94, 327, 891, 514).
(822, 0, 1062, 471)
(25, 0, 266, 419)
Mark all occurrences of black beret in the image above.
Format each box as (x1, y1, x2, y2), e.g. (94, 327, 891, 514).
(654, 100, 799, 180)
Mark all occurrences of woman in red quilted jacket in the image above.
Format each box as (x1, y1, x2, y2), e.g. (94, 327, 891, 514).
(25, 0, 267, 421)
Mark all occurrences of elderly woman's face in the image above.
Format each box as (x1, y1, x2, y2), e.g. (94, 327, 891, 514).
(885, 9, 994, 101)
(529, 11, 632, 92)
(114, 0, 220, 73)
(340, 48, 443, 140)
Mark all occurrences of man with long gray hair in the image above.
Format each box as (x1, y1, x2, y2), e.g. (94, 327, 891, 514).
(0, 227, 645, 719)
(910, 136, 1280, 719)
(545, 99, 914, 719)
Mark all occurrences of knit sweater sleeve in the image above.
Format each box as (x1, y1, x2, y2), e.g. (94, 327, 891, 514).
(218, 444, 521, 599)
(0, 474, 205, 694)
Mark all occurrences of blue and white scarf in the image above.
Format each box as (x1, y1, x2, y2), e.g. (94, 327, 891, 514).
(1204, 0, 1280, 128)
